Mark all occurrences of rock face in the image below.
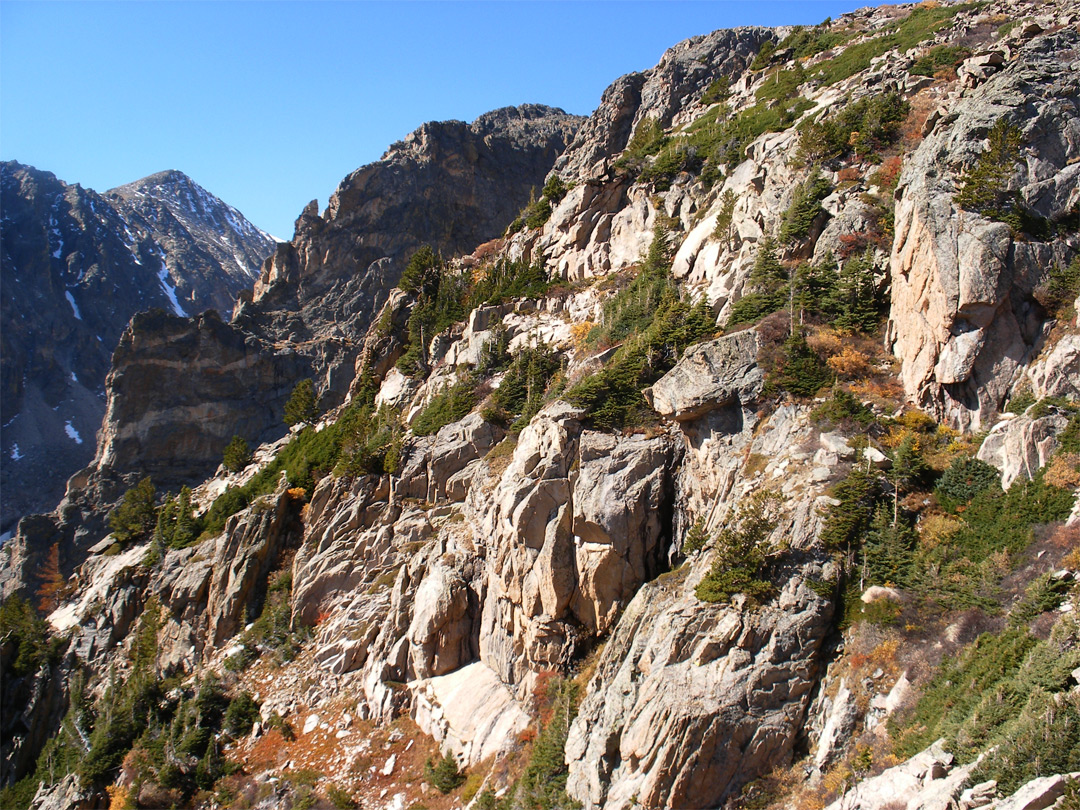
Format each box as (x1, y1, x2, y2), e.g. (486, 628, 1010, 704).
(888, 28, 1080, 430)
(977, 410, 1068, 489)
(472, 402, 677, 694)
(0, 162, 274, 530)
(9, 2, 1080, 808)
(93, 309, 309, 486)
(88, 106, 581, 493)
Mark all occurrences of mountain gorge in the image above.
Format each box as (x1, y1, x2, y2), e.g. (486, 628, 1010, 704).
(0, 164, 276, 530)
(3, 1, 1080, 809)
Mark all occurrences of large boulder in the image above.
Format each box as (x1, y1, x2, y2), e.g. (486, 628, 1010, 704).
(643, 331, 762, 421)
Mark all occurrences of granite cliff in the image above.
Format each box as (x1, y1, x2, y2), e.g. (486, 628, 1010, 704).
(3, 3, 1080, 810)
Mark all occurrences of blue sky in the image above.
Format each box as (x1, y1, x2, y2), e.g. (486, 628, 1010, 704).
(2, 1, 872, 240)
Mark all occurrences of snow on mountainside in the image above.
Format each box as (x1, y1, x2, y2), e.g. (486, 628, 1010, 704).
(0, 162, 275, 532)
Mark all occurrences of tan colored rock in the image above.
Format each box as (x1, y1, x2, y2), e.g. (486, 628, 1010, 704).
(888, 31, 1080, 430)
(410, 661, 531, 766)
(977, 412, 1067, 489)
(822, 740, 974, 810)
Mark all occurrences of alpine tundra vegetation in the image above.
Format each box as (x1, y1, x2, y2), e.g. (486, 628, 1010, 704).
(2, 1, 1080, 809)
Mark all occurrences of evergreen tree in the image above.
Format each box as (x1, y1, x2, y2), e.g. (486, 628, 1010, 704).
(222, 435, 252, 473)
(108, 477, 157, 544)
(171, 487, 196, 549)
(863, 504, 916, 587)
(829, 248, 882, 332)
(283, 379, 318, 426)
(955, 117, 1023, 217)
(726, 235, 790, 326)
(772, 330, 832, 397)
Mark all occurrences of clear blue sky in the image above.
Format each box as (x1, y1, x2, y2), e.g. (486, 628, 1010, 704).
(2, 1, 872, 240)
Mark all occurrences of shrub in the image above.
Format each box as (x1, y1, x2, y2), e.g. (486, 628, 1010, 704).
(701, 77, 731, 106)
(470, 258, 551, 308)
(568, 293, 713, 429)
(524, 196, 553, 229)
(411, 381, 477, 437)
(620, 116, 667, 164)
(769, 330, 833, 398)
(425, 751, 465, 794)
(812, 388, 876, 428)
(1034, 257, 1080, 317)
(108, 477, 157, 544)
(682, 517, 710, 555)
(909, 44, 971, 76)
(223, 435, 252, 473)
(778, 23, 853, 59)
(797, 92, 908, 164)
(696, 490, 783, 605)
(811, 3, 974, 86)
(779, 171, 833, 245)
(283, 379, 318, 426)
(541, 174, 568, 204)
(223, 692, 261, 738)
(936, 456, 1000, 507)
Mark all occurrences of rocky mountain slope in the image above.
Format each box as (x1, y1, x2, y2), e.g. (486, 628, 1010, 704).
(2, 2, 1080, 810)
(0, 163, 276, 531)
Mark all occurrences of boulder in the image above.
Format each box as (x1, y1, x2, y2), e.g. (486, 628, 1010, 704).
(978, 412, 1067, 489)
(644, 331, 763, 421)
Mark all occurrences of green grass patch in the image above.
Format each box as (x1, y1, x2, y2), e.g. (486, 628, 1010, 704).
(811, 3, 980, 86)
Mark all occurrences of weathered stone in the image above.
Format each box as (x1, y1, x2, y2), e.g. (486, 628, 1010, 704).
(977, 412, 1067, 489)
(644, 331, 762, 420)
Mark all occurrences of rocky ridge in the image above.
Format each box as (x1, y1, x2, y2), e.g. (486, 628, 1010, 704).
(3, 2, 1080, 810)
(0, 162, 275, 530)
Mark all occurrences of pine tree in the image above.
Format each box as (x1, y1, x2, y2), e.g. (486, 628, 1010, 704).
(726, 235, 790, 327)
(283, 379, 317, 426)
(108, 477, 157, 544)
(222, 435, 251, 473)
(863, 505, 915, 587)
(171, 487, 196, 549)
(829, 248, 881, 332)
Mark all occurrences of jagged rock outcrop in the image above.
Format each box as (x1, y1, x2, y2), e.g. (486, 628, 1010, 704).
(565, 390, 836, 808)
(84, 106, 581, 503)
(0, 161, 273, 530)
(94, 309, 309, 486)
(154, 481, 302, 672)
(888, 27, 1080, 430)
(9, 3, 1080, 808)
(554, 28, 775, 179)
(643, 330, 762, 420)
(472, 402, 677, 694)
(977, 410, 1069, 489)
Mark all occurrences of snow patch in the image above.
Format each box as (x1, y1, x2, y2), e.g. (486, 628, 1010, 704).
(64, 421, 83, 444)
(65, 291, 82, 320)
(157, 267, 188, 317)
(10, 443, 23, 461)
(71, 371, 79, 383)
